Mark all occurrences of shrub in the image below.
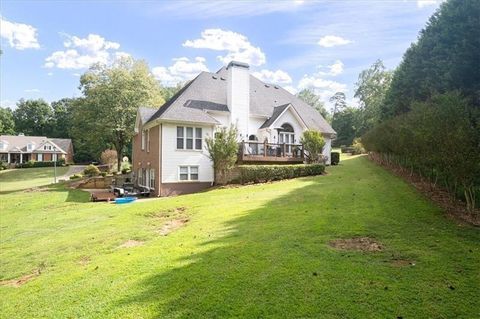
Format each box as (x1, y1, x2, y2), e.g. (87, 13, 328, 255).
(300, 130, 325, 163)
(83, 164, 101, 177)
(16, 160, 65, 168)
(0, 161, 8, 170)
(237, 164, 325, 184)
(100, 149, 117, 169)
(362, 92, 480, 213)
(206, 125, 239, 185)
(331, 152, 340, 165)
(100, 172, 107, 177)
(120, 161, 131, 174)
(352, 138, 366, 155)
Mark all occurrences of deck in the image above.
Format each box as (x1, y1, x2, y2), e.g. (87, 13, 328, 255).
(238, 141, 305, 164)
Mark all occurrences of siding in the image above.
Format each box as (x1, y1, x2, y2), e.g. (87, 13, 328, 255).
(132, 124, 161, 195)
(161, 123, 214, 183)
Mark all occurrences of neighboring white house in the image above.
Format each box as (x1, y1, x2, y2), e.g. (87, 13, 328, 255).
(133, 61, 336, 196)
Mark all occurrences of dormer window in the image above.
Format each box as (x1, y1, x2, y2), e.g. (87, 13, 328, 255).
(0, 141, 4, 150)
(44, 145, 52, 151)
(27, 143, 34, 151)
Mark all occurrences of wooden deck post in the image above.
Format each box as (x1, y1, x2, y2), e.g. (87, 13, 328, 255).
(263, 141, 267, 157)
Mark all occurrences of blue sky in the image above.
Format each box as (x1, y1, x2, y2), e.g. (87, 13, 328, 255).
(0, 0, 442, 110)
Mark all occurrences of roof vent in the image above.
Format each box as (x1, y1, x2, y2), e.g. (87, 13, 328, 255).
(274, 85, 279, 89)
(18, 133, 25, 136)
(212, 75, 218, 79)
(220, 77, 226, 81)
(265, 84, 270, 88)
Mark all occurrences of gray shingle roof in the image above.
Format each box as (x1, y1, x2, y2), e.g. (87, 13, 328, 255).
(0, 135, 72, 153)
(145, 67, 335, 134)
(138, 107, 158, 124)
(259, 104, 290, 129)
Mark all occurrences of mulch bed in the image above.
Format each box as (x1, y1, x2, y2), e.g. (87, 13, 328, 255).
(368, 154, 480, 226)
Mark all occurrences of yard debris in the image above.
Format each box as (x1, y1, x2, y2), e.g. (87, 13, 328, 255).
(158, 218, 190, 236)
(329, 237, 382, 252)
(0, 269, 41, 287)
(78, 256, 91, 266)
(118, 239, 144, 248)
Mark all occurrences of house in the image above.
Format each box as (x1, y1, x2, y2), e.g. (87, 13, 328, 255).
(133, 61, 336, 197)
(0, 134, 74, 164)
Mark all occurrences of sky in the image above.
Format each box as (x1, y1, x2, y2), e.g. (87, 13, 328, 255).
(0, 0, 442, 111)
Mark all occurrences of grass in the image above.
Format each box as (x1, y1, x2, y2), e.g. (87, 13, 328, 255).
(0, 155, 478, 318)
(0, 166, 69, 193)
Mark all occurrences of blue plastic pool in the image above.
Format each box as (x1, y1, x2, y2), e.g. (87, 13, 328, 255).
(114, 197, 137, 204)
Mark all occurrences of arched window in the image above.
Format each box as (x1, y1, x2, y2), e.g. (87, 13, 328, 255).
(281, 123, 294, 133)
(248, 135, 258, 141)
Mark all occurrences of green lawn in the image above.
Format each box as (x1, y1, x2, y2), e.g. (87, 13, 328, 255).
(0, 156, 478, 318)
(0, 166, 69, 193)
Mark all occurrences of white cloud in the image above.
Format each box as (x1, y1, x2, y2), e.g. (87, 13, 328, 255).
(315, 60, 344, 77)
(1, 100, 16, 109)
(417, 0, 438, 8)
(252, 69, 292, 85)
(0, 17, 40, 50)
(152, 57, 209, 86)
(47, 72, 53, 76)
(298, 74, 348, 103)
(318, 35, 352, 48)
(183, 29, 266, 66)
(45, 33, 125, 69)
(24, 89, 41, 93)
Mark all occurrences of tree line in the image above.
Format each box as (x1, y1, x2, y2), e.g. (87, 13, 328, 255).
(0, 58, 181, 169)
(362, 0, 480, 212)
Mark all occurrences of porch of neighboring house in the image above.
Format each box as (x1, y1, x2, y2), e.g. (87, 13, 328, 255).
(0, 152, 62, 164)
(238, 141, 305, 164)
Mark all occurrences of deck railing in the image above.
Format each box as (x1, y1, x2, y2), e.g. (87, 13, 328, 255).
(238, 141, 304, 162)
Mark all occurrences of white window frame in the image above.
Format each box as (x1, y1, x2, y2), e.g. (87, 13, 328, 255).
(178, 165, 199, 181)
(147, 129, 150, 153)
(53, 153, 57, 161)
(37, 153, 43, 161)
(176, 126, 203, 151)
(27, 143, 33, 151)
(137, 168, 143, 186)
(149, 168, 155, 190)
(141, 130, 145, 150)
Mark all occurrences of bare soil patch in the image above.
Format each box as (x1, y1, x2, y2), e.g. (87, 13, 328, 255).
(78, 256, 91, 266)
(158, 218, 190, 236)
(329, 237, 383, 252)
(118, 239, 144, 248)
(0, 269, 41, 287)
(390, 259, 416, 267)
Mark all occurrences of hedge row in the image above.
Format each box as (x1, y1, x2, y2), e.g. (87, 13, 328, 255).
(16, 159, 66, 168)
(362, 92, 480, 212)
(236, 164, 325, 184)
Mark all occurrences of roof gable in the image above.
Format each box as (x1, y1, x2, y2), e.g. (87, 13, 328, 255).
(142, 66, 335, 134)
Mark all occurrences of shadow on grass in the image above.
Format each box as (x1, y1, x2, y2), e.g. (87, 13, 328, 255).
(115, 156, 479, 318)
(0, 183, 90, 203)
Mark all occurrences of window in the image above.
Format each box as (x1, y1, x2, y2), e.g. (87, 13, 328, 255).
(147, 129, 150, 152)
(179, 166, 188, 181)
(177, 126, 184, 149)
(177, 126, 202, 150)
(27, 143, 33, 151)
(195, 128, 202, 150)
(178, 166, 199, 181)
(138, 168, 143, 185)
(141, 131, 145, 150)
(53, 153, 57, 161)
(0, 142, 4, 150)
(149, 169, 155, 189)
(44, 145, 52, 151)
(37, 154, 43, 161)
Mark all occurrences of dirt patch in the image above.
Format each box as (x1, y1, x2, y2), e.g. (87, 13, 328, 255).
(0, 269, 41, 288)
(158, 218, 190, 236)
(390, 259, 416, 267)
(118, 239, 144, 248)
(78, 256, 91, 266)
(24, 187, 47, 193)
(329, 237, 383, 252)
